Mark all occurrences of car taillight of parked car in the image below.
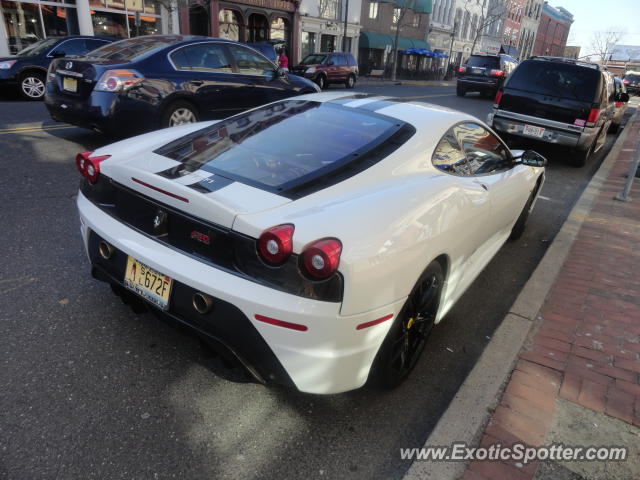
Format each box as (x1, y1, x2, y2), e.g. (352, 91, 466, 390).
(489, 69, 504, 77)
(623, 79, 630, 85)
(301, 238, 342, 280)
(586, 108, 601, 126)
(76, 151, 111, 184)
(95, 69, 144, 92)
(493, 90, 503, 107)
(257, 224, 295, 266)
(458, 67, 466, 74)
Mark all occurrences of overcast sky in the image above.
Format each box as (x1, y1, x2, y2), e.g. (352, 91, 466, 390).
(551, 0, 640, 57)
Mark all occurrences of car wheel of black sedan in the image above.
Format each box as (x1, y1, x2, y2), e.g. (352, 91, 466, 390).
(20, 72, 46, 100)
(345, 74, 356, 89)
(372, 261, 443, 389)
(162, 101, 199, 127)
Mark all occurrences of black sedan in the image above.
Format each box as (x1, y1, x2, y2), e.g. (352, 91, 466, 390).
(0, 36, 113, 100)
(44, 35, 320, 137)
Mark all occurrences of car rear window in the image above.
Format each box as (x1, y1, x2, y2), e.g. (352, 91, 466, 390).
(154, 100, 411, 196)
(300, 54, 327, 65)
(465, 56, 500, 69)
(625, 74, 640, 82)
(506, 61, 601, 102)
(86, 36, 174, 61)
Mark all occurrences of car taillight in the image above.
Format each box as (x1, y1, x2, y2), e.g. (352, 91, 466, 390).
(615, 101, 623, 108)
(95, 69, 144, 92)
(458, 67, 466, 74)
(587, 108, 600, 124)
(623, 79, 630, 85)
(493, 90, 503, 107)
(257, 224, 294, 265)
(301, 238, 342, 280)
(489, 69, 504, 77)
(76, 151, 111, 184)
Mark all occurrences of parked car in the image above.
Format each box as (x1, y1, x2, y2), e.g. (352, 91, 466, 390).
(0, 36, 113, 100)
(487, 57, 627, 167)
(611, 76, 629, 133)
(290, 52, 358, 89)
(623, 71, 640, 95)
(75, 93, 546, 394)
(45, 35, 320, 136)
(456, 53, 518, 97)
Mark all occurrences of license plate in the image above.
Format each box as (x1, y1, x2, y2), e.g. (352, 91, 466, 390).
(124, 256, 172, 310)
(523, 124, 545, 138)
(472, 68, 484, 74)
(62, 77, 77, 92)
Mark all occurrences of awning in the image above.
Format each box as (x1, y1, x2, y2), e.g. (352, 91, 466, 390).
(374, 0, 432, 14)
(359, 32, 431, 51)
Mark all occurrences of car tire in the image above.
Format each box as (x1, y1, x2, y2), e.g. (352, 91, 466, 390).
(345, 74, 356, 89)
(509, 187, 537, 241)
(456, 85, 465, 97)
(371, 261, 444, 389)
(573, 138, 595, 168)
(609, 122, 620, 134)
(162, 100, 199, 128)
(316, 75, 327, 90)
(19, 71, 46, 100)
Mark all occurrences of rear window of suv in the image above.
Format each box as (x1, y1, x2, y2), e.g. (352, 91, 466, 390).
(506, 61, 601, 102)
(465, 55, 500, 69)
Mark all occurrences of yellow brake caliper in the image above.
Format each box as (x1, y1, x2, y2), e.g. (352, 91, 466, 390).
(406, 317, 415, 330)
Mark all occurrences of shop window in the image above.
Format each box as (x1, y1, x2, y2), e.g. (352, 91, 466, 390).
(41, 5, 79, 36)
(92, 11, 128, 37)
(2, 1, 45, 52)
(128, 13, 159, 37)
(248, 13, 268, 43)
(301, 31, 315, 58)
(270, 17, 288, 42)
(320, 34, 335, 53)
(219, 9, 240, 41)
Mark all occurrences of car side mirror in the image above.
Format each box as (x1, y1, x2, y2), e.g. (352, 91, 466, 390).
(517, 150, 548, 167)
(275, 67, 286, 78)
(51, 50, 66, 58)
(617, 92, 630, 103)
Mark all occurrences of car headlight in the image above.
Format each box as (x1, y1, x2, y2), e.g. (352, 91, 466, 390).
(0, 60, 17, 70)
(305, 67, 316, 74)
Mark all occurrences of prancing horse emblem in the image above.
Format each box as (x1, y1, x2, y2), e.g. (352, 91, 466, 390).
(65, 61, 73, 69)
(153, 210, 167, 232)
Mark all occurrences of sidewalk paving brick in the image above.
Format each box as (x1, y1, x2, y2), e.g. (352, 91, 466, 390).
(461, 110, 640, 479)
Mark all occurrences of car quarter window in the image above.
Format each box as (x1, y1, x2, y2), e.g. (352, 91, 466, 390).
(52, 39, 87, 56)
(175, 43, 233, 73)
(227, 44, 274, 75)
(433, 123, 512, 176)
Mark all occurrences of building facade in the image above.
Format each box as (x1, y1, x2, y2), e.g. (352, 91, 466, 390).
(517, 0, 541, 59)
(479, 0, 505, 55)
(0, 0, 177, 56)
(428, 0, 454, 60)
(358, 0, 432, 73)
(448, 0, 486, 66)
(298, 0, 362, 61)
(531, 1, 572, 57)
(501, 0, 525, 56)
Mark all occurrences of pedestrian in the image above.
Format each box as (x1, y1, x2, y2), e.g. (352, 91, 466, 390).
(278, 50, 289, 72)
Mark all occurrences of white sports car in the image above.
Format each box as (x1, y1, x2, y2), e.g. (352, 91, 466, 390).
(76, 92, 546, 394)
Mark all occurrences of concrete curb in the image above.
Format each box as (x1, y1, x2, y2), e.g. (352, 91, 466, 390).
(402, 108, 639, 480)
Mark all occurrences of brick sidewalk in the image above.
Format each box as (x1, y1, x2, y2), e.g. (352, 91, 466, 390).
(463, 116, 640, 480)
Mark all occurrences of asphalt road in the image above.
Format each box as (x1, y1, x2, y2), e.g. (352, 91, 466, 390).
(0, 85, 635, 480)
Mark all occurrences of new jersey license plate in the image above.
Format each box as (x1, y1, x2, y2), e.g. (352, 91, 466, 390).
(124, 256, 172, 310)
(62, 77, 77, 92)
(523, 124, 545, 138)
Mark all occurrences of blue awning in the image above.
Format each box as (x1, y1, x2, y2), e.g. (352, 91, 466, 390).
(374, 0, 432, 14)
(360, 32, 431, 51)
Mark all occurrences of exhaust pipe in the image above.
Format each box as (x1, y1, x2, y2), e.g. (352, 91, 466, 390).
(193, 292, 215, 314)
(98, 241, 114, 260)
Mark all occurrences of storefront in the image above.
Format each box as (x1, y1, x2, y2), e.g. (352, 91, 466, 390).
(1, 0, 171, 56)
(184, 0, 299, 61)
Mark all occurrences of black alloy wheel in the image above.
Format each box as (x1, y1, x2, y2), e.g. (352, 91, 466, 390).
(372, 261, 444, 389)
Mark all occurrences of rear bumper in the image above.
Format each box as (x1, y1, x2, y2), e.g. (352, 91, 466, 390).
(488, 110, 597, 150)
(44, 89, 158, 135)
(78, 192, 404, 394)
(457, 77, 500, 90)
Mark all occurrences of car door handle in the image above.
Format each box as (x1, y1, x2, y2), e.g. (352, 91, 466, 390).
(474, 179, 489, 191)
(190, 80, 204, 86)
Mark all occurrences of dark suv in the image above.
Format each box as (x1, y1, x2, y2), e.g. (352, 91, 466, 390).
(290, 52, 358, 89)
(456, 54, 518, 97)
(488, 57, 629, 166)
(623, 72, 640, 95)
